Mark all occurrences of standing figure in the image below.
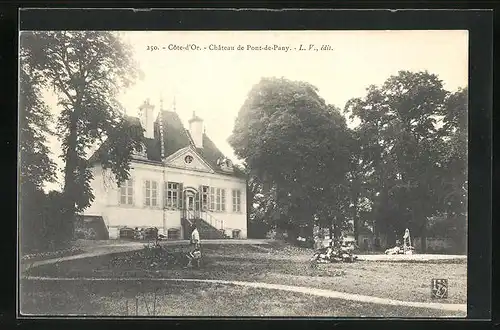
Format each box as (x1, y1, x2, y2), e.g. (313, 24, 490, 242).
(190, 223, 200, 249)
(403, 228, 412, 254)
(186, 223, 201, 268)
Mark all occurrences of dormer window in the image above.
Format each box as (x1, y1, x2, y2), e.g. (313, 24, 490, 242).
(217, 157, 234, 172)
(133, 142, 148, 159)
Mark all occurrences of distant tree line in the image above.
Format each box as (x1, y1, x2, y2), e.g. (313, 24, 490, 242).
(229, 73, 467, 253)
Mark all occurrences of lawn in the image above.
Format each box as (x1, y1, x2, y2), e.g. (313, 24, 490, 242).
(20, 279, 461, 318)
(21, 242, 467, 317)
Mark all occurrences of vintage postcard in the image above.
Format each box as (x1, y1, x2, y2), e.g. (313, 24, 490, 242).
(19, 29, 468, 318)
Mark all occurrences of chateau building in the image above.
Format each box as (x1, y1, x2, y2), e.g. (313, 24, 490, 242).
(83, 99, 247, 240)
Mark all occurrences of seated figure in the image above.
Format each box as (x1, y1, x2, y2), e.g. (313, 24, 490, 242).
(385, 240, 402, 255)
(186, 247, 202, 268)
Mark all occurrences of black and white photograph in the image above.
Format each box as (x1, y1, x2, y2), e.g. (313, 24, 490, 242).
(19, 28, 469, 318)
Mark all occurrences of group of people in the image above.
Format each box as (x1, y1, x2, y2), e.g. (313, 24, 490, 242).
(311, 237, 358, 263)
(384, 228, 414, 255)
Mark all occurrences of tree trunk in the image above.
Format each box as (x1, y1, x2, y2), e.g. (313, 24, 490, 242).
(246, 183, 253, 236)
(353, 196, 359, 242)
(329, 220, 333, 246)
(387, 224, 396, 247)
(62, 116, 79, 241)
(334, 220, 342, 241)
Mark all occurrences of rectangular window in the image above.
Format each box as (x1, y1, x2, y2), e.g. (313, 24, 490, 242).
(202, 186, 209, 210)
(120, 180, 134, 205)
(179, 183, 183, 209)
(214, 188, 226, 212)
(232, 189, 241, 213)
(216, 189, 221, 211)
(165, 182, 180, 209)
(221, 189, 226, 212)
(151, 181, 158, 206)
(144, 180, 158, 207)
(210, 187, 215, 211)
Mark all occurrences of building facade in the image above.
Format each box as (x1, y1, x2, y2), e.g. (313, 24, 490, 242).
(83, 100, 248, 240)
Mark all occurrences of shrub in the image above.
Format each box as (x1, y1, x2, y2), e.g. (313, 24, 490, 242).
(20, 187, 74, 254)
(73, 227, 97, 240)
(75, 228, 86, 239)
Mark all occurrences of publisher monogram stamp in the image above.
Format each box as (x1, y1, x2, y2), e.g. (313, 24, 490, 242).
(431, 279, 449, 299)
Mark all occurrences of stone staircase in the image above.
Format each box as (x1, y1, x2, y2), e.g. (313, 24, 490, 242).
(182, 210, 230, 240)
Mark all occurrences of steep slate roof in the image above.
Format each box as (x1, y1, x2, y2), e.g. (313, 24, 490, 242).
(89, 110, 245, 179)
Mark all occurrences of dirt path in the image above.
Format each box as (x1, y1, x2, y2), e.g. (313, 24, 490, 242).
(22, 276, 466, 314)
(358, 254, 467, 262)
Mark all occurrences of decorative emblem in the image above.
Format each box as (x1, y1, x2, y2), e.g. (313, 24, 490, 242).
(184, 155, 193, 164)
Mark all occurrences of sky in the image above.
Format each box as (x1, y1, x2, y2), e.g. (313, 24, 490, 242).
(40, 30, 468, 191)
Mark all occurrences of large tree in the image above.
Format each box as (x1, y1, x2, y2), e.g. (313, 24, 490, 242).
(19, 39, 58, 252)
(229, 77, 351, 237)
(345, 71, 449, 251)
(19, 37, 56, 192)
(438, 87, 467, 216)
(20, 31, 144, 236)
(434, 87, 468, 251)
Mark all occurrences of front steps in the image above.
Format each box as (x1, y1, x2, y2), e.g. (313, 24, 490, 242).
(182, 217, 230, 240)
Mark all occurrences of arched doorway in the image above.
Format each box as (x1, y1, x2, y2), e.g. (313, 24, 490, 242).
(182, 186, 199, 215)
(182, 186, 199, 239)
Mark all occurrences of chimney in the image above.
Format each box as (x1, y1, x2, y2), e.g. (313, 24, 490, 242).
(188, 111, 203, 148)
(139, 98, 155, 139)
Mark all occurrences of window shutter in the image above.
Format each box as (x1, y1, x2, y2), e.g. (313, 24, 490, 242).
(131, 180, 135, 205)
(164, 182, 168, 209)
(198, 186, 202, 211)
(195, 190, 200, 212)
(232, 189, 235, 212)
(208, 187, 211, 210)
(143, 180, 147, 207)
(222, 189, 226, 212)
(179, 183, 184, 209)
(238, 190, 243, 212)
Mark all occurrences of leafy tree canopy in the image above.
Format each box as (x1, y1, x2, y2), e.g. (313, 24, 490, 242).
(229, 77, 352, 231)
(19, 36, 57, 192)
(20, 31, 144, 213)
(344, 70, 466, 248)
